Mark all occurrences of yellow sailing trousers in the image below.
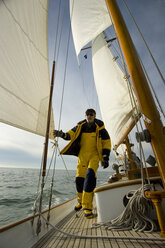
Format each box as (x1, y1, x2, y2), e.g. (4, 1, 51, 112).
(76, 132, 99, 210)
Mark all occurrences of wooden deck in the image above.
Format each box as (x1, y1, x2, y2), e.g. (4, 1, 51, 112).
(33, 208, 165, 248)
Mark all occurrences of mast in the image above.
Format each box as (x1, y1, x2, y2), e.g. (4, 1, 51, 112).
(37, 61, 55, 234)
(42, 60, 55, 177)
(105, 0, 165, 188)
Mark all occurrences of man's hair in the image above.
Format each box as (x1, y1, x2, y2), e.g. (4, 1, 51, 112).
(85, 108, 96, 115)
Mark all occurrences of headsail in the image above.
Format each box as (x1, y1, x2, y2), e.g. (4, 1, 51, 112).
(92, 34, 139, 153)
(0, 0, 54, 139)
(70, 0, 112, 56)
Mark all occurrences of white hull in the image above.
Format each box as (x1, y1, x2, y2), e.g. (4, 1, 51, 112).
(95, 183, 140, 222)
(94, 177, 164, 223)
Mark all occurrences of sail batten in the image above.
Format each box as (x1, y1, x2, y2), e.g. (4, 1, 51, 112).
(92, 34, 139, 153)
(0, 0, 54, 138)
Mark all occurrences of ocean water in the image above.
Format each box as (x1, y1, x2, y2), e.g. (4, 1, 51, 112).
(0, 167, 112, 227)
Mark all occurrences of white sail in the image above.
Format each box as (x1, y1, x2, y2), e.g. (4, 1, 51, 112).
(0, 0, 54, 138)
(70, 0, 112, 56)
(92, 34, 139, 153)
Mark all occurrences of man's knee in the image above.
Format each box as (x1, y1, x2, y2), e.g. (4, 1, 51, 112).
(83, 168, 96, 192)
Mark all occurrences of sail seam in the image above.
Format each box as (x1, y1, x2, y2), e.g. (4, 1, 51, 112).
(0, 83, 44, 114)
(0, 119, 43, 136)
(2, 0, 48, 61)
(39, 0, 48, 13)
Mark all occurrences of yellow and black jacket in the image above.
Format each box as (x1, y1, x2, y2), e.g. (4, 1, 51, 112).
(60, 119, 111, 165)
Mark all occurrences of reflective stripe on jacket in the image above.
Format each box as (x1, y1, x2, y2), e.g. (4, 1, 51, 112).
(60, 119, 111, 166)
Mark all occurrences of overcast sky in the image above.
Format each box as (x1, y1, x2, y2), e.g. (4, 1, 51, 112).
(0, 0, 165, 171)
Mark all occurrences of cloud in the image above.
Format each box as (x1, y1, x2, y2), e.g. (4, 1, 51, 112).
(0, 123, 45, 157)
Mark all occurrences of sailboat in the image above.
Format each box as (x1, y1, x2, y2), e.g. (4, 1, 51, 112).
(0, 0, 165, 247)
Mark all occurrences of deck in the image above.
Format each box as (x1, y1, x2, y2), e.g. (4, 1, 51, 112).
(33, 208, 165, 248)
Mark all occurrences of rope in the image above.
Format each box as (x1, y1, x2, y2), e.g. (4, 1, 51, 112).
(36, 206, 165, 242)
(31, 152, 44, 225)
(55, 142, 77, 194)
(46, 0, 74, 222)
(111, 19, 152, 187)
(32, 144, 59, 228)
(107, 27, 151, 187)
(104, 28, 151, 188)
(54, 0, 68, 62)
(46, 145, 58, 222)
(92, 185, 156, 233)
(121, 0, 165, 120)
(53, 0, 62, 60)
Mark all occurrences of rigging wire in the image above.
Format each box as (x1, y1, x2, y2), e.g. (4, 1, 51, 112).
(31, 152, 44, 224)
(121, 0, 165, 120)
(55, 0, 68, 62)
(56, 142, 77, 193)
(141, 63, 165, 119)
(33, 0, 77, 226)
(32, 145, 57, 224)
(46, 8, 75, 222)
(53, 0, 62, 60)
(125, 66, 151, 188)
(122, 0, 165, 86)
(105, 4, 151, 188)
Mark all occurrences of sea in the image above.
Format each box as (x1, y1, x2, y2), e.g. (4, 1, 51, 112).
(0, 167, 113, 227)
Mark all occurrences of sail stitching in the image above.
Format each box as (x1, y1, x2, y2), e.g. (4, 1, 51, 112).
(0, 83, 44, 114)
(39, 0, 48, 13)
(2, 0, 48, 61)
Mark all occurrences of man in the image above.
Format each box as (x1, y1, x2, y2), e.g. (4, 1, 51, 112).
(53, 109, 111, 219)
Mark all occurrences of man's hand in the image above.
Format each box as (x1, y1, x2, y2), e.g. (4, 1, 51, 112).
(53, 130, 64, 138)
(102, 160, 109, 169)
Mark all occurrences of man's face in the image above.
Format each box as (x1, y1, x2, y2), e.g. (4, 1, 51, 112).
(86, 113, 96, 123)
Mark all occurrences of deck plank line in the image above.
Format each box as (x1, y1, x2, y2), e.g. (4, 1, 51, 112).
(32, 211, 75, 248)
(79, 210, 88, 248)
(90, 208, 98, 248)
(33, 207, 165, 248)
(93, 208, 105, 248)
(123, 230, 143, 248)
(143, 232, 164, 248)
(47, 211, 76, 247)
(67, 210, 86, 248)
(127, 230, 149, 248)
(73, 211, 85, 247)
(118, 230, 132, 248)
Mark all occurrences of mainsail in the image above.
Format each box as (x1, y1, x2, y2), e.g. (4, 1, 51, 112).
(0, 0, 54, 138)
(92, 34, 139, 153)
